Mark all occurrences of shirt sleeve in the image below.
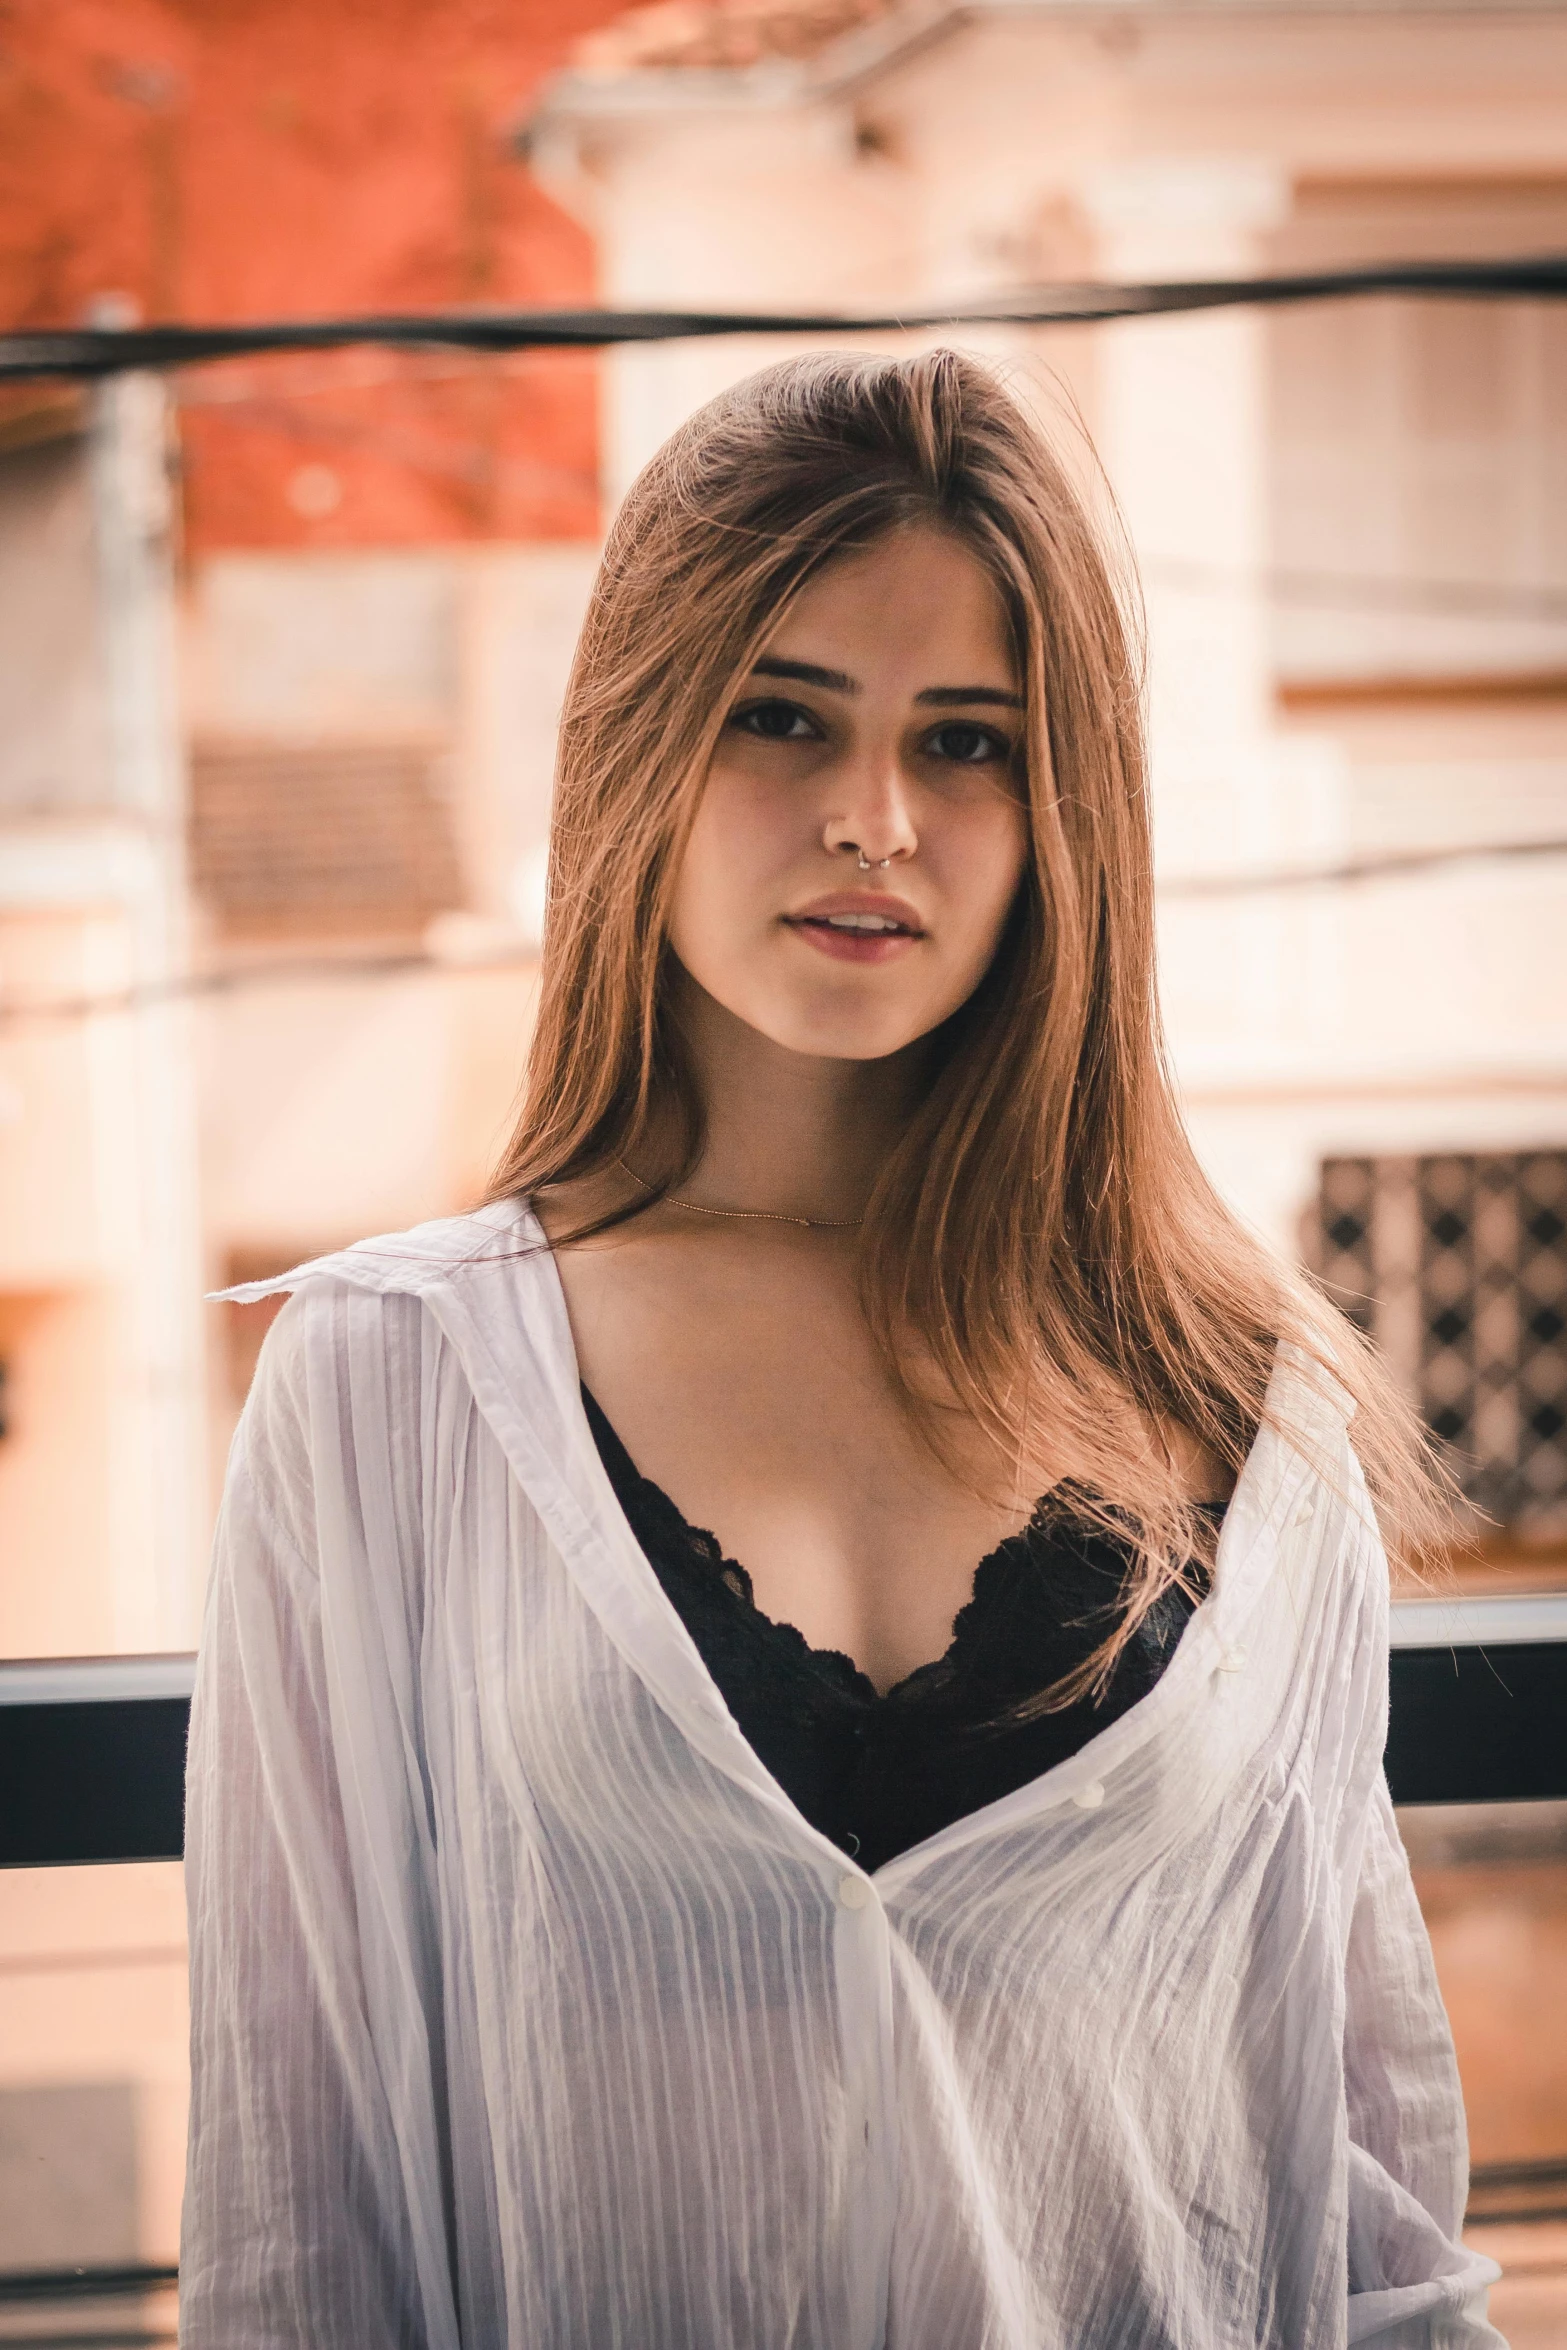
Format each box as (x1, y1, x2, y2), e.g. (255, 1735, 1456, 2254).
(180, 1294, 453, 2350)
(1342, 1774, 1507, 2349)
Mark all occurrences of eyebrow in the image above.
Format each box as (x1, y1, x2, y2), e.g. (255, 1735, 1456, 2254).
(751, 656, 857, 692)
(749, 656, 1023, 710)
(916, 684, 1024, 709)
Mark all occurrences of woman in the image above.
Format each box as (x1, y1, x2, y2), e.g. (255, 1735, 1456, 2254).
(183, 351, 1503, 2347)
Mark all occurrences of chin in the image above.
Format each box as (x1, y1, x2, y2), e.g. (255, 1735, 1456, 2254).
(758, 996, 933, 1063)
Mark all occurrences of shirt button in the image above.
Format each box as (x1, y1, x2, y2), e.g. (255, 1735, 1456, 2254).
(1294, 1500, 1315, 1529)
(1218, 1646, 1247, 1674)
(1073, 1780, 1105, 1810)
(838, 1874, 871, 1910)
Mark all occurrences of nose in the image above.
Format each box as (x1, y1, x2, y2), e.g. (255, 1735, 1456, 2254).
(822, 741, 919, 871)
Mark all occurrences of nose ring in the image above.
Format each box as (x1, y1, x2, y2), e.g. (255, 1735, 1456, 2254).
(856, 850, 892, 873)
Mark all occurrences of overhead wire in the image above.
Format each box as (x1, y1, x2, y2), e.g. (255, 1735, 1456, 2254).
(9, 264, 1565, 614)
(4, 253, 1567, 382)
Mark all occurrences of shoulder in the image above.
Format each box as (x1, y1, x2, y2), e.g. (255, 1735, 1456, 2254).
(229, 1196, 575, 1488)
(218, 1198, 542, 1312)
(223, 1199, 560, 1406)
(228, 1199, 556, 1496)
(228, 1284, 426, 1564)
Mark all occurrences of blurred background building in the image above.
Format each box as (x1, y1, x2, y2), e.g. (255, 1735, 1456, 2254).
(0, 0, 1565, 2337)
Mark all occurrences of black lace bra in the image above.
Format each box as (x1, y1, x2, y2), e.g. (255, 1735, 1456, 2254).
(583, 1387, 1213, 1873)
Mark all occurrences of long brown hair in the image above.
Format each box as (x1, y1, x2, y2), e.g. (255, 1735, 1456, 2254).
(488, 348, 1450, 1702)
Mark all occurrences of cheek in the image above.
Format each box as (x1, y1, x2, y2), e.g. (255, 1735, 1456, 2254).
(668, 799, 723, 940)
(667, 769, 785, 969)
(947, 796, 1031, 961)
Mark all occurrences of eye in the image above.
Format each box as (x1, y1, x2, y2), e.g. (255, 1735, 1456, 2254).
(728, 698, 823, 743)
(924, 720, 1012, 766)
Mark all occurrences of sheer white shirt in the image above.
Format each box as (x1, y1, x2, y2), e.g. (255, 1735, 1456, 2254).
(180, 1202, 1504, 2348)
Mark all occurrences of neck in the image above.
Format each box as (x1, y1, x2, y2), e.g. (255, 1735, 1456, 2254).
(657, 975, 927, 1225)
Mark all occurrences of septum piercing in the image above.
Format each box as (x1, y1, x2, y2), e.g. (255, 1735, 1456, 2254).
(856, 850, 893, 872)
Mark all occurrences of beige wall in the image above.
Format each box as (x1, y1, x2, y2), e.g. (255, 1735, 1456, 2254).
(180, 541, 588, 1466)
(0, 1288, 114, 1656)
(0, 888, 206, 1651)
(0, 909, 122, 1289)
(0, 384, 207, 1659)
(1, 521, 586, 1659)
(0, 1863, 187, 2277)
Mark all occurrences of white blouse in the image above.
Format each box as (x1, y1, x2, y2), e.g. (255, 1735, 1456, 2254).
(181, 1201, 1505, 2349)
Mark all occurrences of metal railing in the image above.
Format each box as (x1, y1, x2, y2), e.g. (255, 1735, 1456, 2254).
(1385, 1591, 1567, 1809)
(1, 1653, 194, 1869)
(2, 1594, 1565, 1866)
(0, 2259, 179, 2344)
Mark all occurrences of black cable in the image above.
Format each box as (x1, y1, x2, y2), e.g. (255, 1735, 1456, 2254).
(5, 255, 1567, 382)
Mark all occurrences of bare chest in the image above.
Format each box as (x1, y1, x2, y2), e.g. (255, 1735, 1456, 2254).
(549, 1226, 1034, 1693)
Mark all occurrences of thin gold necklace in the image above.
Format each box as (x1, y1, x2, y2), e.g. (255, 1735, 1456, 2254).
(613, 1154, 864, 1231)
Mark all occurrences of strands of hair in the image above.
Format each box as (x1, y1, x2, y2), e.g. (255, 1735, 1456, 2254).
(486, 347, 1455, 1709)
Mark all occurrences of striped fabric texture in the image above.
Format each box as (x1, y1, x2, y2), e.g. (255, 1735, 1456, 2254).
(180, 1203, 1505, 2349)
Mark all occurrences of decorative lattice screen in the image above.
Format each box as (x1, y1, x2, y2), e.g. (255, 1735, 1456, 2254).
(1314, 1151, 1567, 1535)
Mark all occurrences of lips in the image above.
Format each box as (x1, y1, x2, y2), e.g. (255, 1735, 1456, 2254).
(782, 890, 927, 965)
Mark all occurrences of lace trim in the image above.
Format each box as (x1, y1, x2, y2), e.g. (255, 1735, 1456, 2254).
(581, 1387, 1189, 1709)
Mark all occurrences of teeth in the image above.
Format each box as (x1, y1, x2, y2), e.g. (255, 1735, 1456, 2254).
(822, 913, 901, 932)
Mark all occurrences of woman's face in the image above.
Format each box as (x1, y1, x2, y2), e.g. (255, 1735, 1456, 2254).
(667, 523, 1031, 1064)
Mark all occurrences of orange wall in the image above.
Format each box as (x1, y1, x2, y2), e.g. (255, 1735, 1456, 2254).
(0, 0, 624, 550)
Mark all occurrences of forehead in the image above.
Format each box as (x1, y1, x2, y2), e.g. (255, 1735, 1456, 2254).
(764, 524, 1016, 681)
